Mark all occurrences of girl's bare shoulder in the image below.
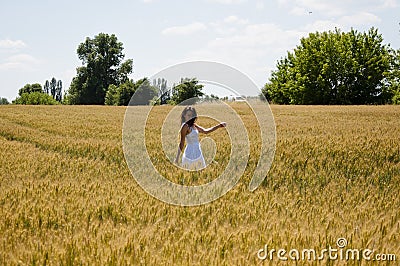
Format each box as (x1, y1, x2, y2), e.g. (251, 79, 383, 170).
(181, 123, 189, 132)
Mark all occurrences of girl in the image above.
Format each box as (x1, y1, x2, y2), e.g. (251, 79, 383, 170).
(174, 106, 226, 170)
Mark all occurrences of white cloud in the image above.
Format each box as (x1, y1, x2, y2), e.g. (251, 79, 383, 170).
(0, 54, 41, 71)
(281, 0, 396, 19)
(302, 12, 381, 33)
(280, 0, 346, 17)
(338, 12, 381, 26)
(300, 0, 346, 16)
(290, 6, 307, 16)
(303, 20, 341, 32)
(162, 22, 207, 35)
(223, 15, 248, 25)
(208, 16, 249, 35)
(0, 39, 27, 49)
(184, 22, 304, 87)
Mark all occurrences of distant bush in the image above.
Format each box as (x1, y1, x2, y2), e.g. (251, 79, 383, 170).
(105, 78, 158, 106)
(14, 92, 59, 105)
(0, 97, 9, 105)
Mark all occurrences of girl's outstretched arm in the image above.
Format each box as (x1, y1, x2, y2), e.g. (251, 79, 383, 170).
(195, 122, 226, 134)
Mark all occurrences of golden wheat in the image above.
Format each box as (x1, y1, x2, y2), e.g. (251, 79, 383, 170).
(0, 104, 399, 265)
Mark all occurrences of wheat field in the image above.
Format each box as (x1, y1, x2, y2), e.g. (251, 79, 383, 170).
(0, 104, 399, 265)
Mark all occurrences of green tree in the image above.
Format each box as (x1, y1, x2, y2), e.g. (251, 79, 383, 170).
(132, 78, 158, 105)
(105, 78, 158, 106)
(56, 80, 62, 102)
(18, 83, 43, 96)
(104, 84, 119, 106)
(105, 81, 135, 106)
(169, 78, 204, 105)
(263, 28, 392, 104)
(385, 48, 400, 104)
(43, 78, 62, 102)
(262, 56, 293, 104)
(0, 97, 9, 105)
(14, 92, 58, 105)
(203, 94, 219, 102)
(67, 33, 133, 104)
(153, 78, 169, 105)
(118, 82, 135, 106)
(44, 80, 50, 95)
(50, 77, 57, 99)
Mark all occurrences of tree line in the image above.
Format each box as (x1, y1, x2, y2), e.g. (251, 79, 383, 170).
(65, 33, 205, 106)
(13, 78, 63, 105)
(104, 77, 205, 106)
(8, 28, 400, 105)
(0, 97, 9, 105)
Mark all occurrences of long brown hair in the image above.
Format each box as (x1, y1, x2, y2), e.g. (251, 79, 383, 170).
(181, 106, 197, 127)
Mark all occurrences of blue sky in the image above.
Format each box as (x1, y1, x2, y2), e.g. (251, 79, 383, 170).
(1, 0, 399, 100)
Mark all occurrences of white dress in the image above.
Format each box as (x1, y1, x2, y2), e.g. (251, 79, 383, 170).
(181, 125, 206, 170)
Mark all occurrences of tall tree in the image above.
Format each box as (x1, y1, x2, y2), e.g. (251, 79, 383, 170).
(66, 33, 133, 104)
(44, 80, 50, 95)
(153, 78, 169, 105)
(56, 80, 62, 102)
(263, 27, 392, 104)
(50, 77, 57, 99)
(169, 78, 204, 105)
